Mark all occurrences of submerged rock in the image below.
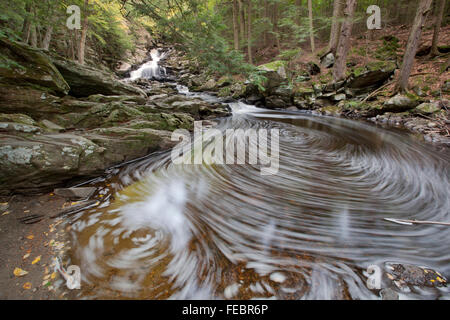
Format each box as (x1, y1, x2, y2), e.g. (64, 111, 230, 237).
(386, 263, 448, 289)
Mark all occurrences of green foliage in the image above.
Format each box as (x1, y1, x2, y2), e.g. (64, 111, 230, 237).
(248, 69, 268, 92)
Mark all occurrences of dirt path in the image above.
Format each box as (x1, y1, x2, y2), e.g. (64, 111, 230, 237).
(0, 193, 78, 299)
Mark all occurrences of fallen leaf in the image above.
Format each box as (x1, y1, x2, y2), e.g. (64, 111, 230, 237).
(31, 256, 41, 265)
(23, 282, 32, 290)
(23, 210, 30, 213)
(51, 272, 57, 280)
(26, 235, 34, 240)
(23, 253, 30, 260)
(1, 211, 9, 216)
(13, 267, 28, 277)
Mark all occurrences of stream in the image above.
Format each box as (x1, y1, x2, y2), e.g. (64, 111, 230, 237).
(67, 52, 450, 300)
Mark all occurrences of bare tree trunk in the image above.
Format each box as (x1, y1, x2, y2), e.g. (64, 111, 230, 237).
(78, 0, 89, 65)
(273, 2, 281, 51)
(308, 0, 315, 53)
(41, 26, 53, 51)
(395, 0, 433, 92)
(329, 0, 342, 53)
(333, 0, 357, 82)
(295, 0, 303, 25)
(232, 0, 240, 50)
(264, 0, 268, 45)
(430, 0, 445, 56)
(21, 2, 32, 43)
(239, 0, 246, 43)
(247, 0, 253, 64)
(30, 25, 37, 47)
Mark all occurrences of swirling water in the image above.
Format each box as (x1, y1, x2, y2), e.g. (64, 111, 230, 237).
(68, 86, 450, 300)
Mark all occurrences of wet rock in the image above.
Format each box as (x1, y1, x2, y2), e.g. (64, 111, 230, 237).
(50, 55, 146, 98)
(200, 78, 217, 91)
(54, 187, 97, 200)
(265, 96, 289, 109)
(386, 263, 448, 289)
(379, 288, 399, 300)
(0, 37, 70, 95)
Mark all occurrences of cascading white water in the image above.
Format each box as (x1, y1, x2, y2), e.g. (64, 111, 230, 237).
(128, 49, 167, 81)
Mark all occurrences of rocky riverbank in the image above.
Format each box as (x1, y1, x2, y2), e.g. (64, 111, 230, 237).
(0, 37, 230, 195)
(161, 37, 449, 150)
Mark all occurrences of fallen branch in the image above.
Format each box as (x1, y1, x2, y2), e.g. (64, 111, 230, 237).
(384, 218, 450, 226)
(362, 81, 393, 103)
(50, 200, 99, 219)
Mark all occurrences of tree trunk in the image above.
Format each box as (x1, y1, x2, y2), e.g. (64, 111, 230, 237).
(295, 0, 303, 25)
(332, 0, 357, 82)
(329, 0, 342, 53)
(395, 0, 433, 92)
(308, 0, 315, 53)
(430, 0, 446, 56)
(273, 2, 281, 51)
(247, 0, 253, 64)
(239, 0, 246, 42)
(21, 2, 32, 43)
(78, 0, 89, 65)
(264, 0, 268, 45)
(41, 26, 53, 51)
(232, 0, 240, 50)
(30, 25, 37, 47)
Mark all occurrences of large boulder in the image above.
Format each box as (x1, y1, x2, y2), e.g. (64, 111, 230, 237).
(383, 94, 421, 112)
(0, 37, 70, 95)
(346, 61, 396, 94)
(50, 55, 146, 97)
(257, 60, 288, 92)
(0, 129, 173, 194)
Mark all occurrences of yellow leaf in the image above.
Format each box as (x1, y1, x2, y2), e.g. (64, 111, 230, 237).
(51, 272, 57, 280)
(31, 256, 41, 265)
(23, 282, 32, 290)
(13, 267, 28, 277)
(23, 253, 30, 260)
(26, 235, 34, 240)
(1, 211, 9, 216)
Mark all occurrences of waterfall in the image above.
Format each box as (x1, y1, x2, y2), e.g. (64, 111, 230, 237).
(128, 49, 167, 81)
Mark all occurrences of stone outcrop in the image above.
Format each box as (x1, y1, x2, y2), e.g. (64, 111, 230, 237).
(0, 37, 70, 95)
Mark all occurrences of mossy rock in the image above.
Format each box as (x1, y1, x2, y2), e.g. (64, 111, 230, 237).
(0, 36, 69, 95)
(0, 113, 36, 126)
